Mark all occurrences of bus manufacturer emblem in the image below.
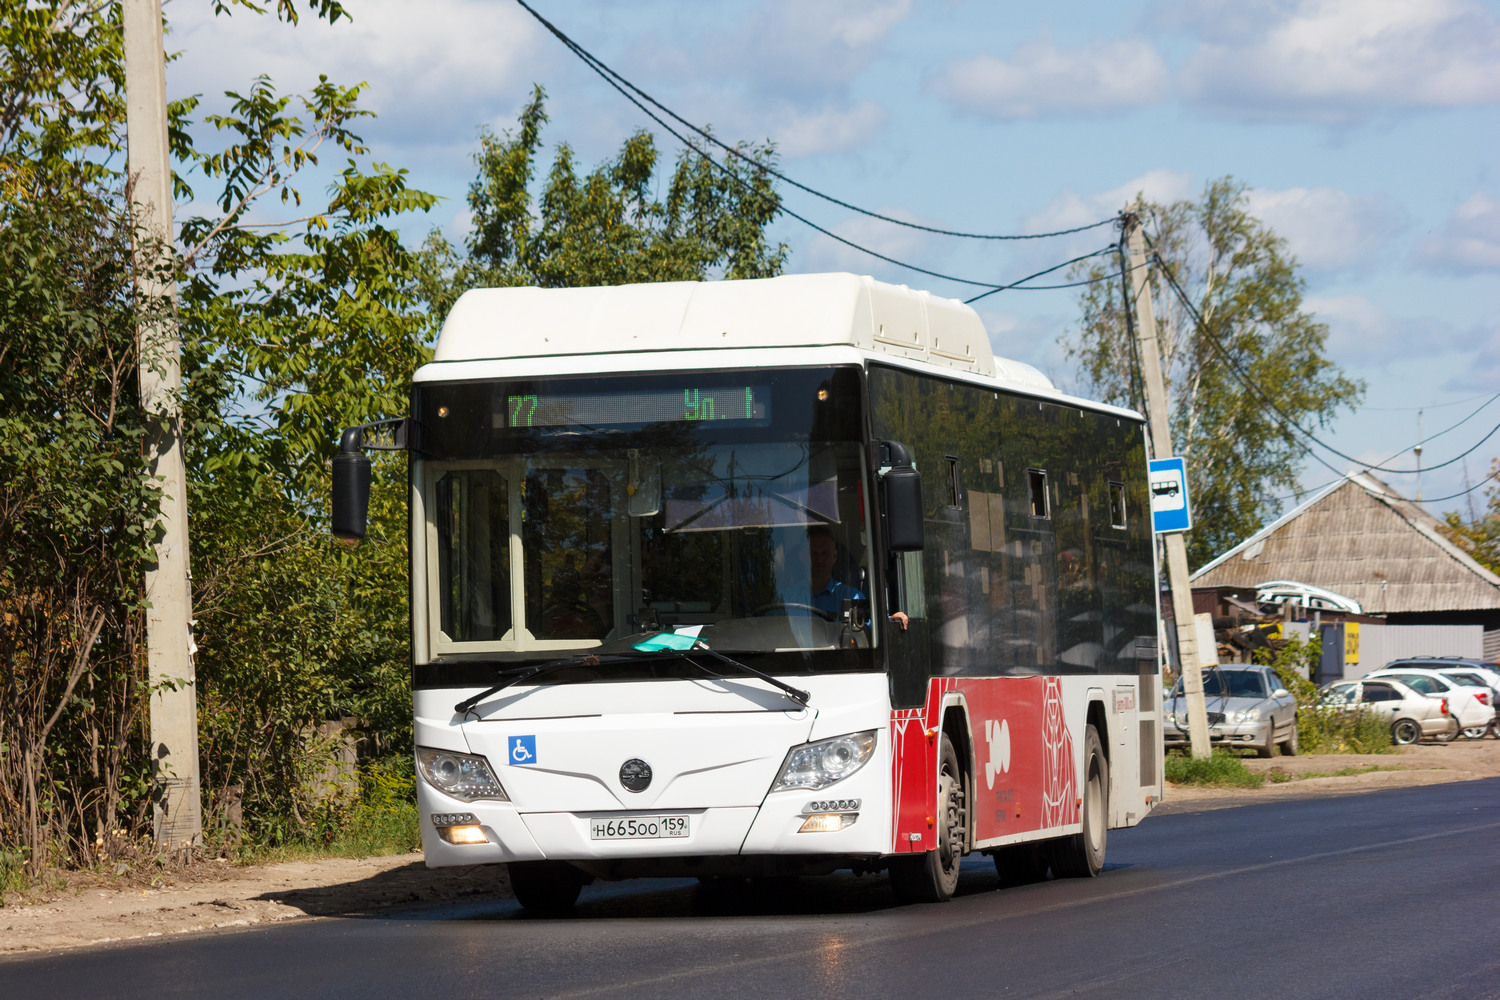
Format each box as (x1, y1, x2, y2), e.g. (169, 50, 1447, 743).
(619, 758, 652, 792)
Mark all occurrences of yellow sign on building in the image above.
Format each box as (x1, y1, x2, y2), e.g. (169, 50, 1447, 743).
(1344, 622, 1360, 666)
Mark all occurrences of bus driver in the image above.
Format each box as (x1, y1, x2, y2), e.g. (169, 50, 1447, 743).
(805, 524, 907, 630)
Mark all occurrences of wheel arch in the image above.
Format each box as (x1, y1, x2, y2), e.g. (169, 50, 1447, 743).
(938, 694, 975, 852)
(1085, 694, 1109, 765)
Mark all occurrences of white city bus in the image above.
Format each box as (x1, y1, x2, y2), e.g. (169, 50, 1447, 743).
(333, 272, 1163, 913)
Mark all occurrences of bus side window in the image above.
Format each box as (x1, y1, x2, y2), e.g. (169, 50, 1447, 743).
(895, 549, 926, 621)
(1028, 469, 1049, 518)
(1108, 480, 1126, 529)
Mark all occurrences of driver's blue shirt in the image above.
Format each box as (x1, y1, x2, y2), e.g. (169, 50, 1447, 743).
(811, 579, 865, 615)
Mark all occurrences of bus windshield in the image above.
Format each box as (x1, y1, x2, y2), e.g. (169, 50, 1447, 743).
(415, 368, 877, 665)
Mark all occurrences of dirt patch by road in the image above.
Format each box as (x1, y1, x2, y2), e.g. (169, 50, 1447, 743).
(3, 738, 1498, 956)
(0, 854, 513, 957)
(1156, 737, 1500, 813)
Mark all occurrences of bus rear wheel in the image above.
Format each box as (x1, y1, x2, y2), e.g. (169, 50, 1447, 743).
(1051, 724, 1107, 879)
(509, 861, 587, 916)
(890, 733, 966, 903)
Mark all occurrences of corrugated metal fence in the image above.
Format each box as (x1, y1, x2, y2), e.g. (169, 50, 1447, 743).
(1281, 622, 1486, 679)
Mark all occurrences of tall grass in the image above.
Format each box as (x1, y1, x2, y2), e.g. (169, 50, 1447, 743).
(1256, 635, 1395, 754)
(1165, 749, 1265, 788)
(233, 755, 420, 865)
(1294, 705, 1394, 754)
(0, 848, 30, 897)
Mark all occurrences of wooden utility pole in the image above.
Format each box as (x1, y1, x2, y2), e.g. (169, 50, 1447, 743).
(1122, 209, 1211, 759)
(123, 0, 203, 847)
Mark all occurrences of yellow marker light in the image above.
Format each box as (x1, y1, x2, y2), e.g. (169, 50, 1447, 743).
(798, 813, 857, 833)
(439, 824, 489, 845)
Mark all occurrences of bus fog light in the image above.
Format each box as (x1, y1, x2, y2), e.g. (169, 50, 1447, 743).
(772, 731, 877, 791)
(437, 824, 489, 845)
(798, 813, 858, 833)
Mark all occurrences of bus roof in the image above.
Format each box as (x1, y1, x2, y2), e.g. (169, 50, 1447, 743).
(431, 272, 1056, 393)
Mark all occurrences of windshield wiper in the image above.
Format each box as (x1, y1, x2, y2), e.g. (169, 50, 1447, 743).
(455, 654, 615, 719)
(454, 638, 812, 719)
(694, 644, 811, 706)
(634, 633, 810, 706)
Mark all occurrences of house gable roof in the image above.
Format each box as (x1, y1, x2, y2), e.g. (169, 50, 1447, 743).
(1191, 472, 1500, 613)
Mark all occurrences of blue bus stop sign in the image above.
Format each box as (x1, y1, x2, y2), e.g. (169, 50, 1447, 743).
(1148, 457, 1192, 533)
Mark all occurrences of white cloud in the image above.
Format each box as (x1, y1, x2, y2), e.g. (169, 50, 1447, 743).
(1178, 0, 1500, 120)
(719, 0, 912, 95)
(796, 210, 936, 277)
(1305, 294, 1457, 364)
(168, 0, 539, 140)
(1413, 193, 1500, 273)
(1244, 187, 1394, 272)
(1151, 0, 1285, 44)
(1025, 169, 1196, 235)
(768, 101, 888, 158)
(928, 39, 1169, 120)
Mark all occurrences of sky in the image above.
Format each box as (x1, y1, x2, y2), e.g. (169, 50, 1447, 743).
(164, 0, 1500, 532)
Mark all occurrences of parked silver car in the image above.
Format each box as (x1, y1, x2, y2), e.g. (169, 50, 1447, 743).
(1321, 677, 1456, 744)
(1165, 664, 1299, 757)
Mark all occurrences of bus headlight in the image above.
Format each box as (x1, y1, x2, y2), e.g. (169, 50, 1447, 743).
(416, 747, 509, 801)
(771, 731, 877, 791)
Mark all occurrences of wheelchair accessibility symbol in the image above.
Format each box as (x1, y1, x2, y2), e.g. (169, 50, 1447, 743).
(509, 735, 537, 765)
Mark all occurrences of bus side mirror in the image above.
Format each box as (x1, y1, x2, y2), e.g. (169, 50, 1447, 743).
(332, 426, 372, 544)
(879, 440, 924, 553)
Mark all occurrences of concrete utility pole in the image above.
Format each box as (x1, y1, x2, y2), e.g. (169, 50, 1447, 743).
(123, 0, 203, 848)
(1122, 209, 1211, 759)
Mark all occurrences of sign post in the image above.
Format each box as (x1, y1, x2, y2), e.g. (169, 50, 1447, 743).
(1124, 208, 1211, 758)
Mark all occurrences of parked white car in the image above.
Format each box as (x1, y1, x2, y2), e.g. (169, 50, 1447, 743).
(1320, 677, 1456, 745)
(1383, 658, 1500, 739)
(1432, 669, 1500, 738)
(1362, 667, 1494, 733)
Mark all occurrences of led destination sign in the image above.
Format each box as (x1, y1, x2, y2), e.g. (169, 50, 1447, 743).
(500, 386, 770, 429)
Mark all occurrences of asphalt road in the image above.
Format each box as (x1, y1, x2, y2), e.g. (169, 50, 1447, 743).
(6, 778, 1500, 1000)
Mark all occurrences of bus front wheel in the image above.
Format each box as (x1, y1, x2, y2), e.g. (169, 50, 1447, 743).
(1051, 724, 1107, 878)
(890, 733, 966, 903)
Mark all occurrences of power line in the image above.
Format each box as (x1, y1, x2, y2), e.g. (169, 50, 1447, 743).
(1362, 392, 1500, 412)
(514, 0, 1110, 296)
(514, 0, 1116, 244)
(1410, 390, 1500, 448)
(963, 246, 1118, 304)
(1147, 245, 1500, 479)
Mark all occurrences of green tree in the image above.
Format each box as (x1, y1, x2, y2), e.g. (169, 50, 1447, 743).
(0, 186, 160, 874)
(174, 68, 437, 844)
(1, 0, 434, 866)
(419, 87, 786, 314)
(0, 0, 159, 875)
(1066, 178, 1364, 567)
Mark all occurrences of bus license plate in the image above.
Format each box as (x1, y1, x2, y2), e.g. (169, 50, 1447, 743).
(589, 815, 689, 840)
